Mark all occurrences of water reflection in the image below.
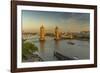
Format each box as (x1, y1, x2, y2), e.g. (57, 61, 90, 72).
(26, 35, 90, 61)
(39, 41, 45, 52)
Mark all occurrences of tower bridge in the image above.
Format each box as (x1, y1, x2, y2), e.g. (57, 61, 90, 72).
(39, 25, 61, 41)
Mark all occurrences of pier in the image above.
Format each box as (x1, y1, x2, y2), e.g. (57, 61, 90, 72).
(54, 52, 74, 60)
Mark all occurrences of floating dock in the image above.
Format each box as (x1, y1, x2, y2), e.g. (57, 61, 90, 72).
(54, 52, 74, 60)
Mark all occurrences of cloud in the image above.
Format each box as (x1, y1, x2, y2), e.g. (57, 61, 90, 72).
(22, 10, 90, 32)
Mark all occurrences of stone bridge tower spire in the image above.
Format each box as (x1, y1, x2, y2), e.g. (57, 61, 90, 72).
(55, 26, 60, 40)
(40, 24, 45, 41)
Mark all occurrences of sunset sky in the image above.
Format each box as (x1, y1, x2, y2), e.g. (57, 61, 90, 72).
(22, 10, 90, 33)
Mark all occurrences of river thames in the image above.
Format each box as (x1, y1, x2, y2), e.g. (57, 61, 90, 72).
(23, 34, 90, 61)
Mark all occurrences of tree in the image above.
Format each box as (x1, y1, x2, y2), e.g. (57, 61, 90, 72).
(22, 42, 38, 60)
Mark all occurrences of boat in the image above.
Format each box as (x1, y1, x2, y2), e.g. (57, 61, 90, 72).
(67, 42, 75, 45)
(54, 52, 74, 60)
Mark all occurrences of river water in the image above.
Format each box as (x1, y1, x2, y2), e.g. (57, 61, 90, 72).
(24, 35, 90, 61)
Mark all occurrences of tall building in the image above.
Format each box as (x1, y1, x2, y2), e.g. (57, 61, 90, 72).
(40, 24, 45, 41)
(55, 26, 60, 40)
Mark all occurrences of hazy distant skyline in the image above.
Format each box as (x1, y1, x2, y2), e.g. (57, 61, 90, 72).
(22, 10, 90, 33)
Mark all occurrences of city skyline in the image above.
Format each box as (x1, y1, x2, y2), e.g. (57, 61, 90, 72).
(22, 10, 90, 33)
